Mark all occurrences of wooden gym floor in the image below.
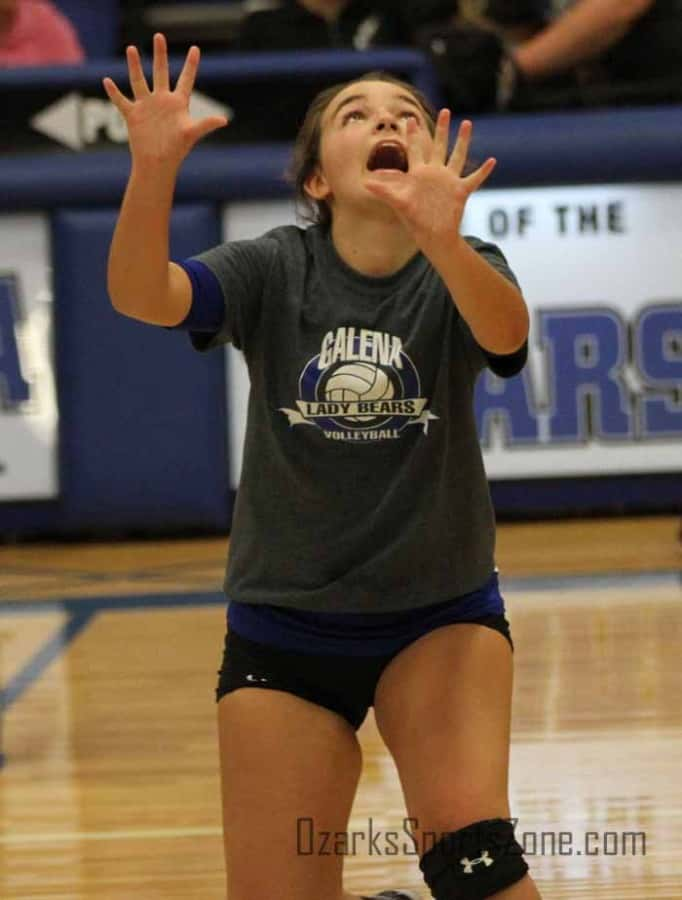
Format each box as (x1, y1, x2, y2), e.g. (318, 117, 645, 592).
(0, 516, 680, 899)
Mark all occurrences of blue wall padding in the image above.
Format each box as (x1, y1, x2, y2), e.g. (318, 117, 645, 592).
(52, 205, 230, 531)
(3, 106, 682, 212)
(0, 205, 231, 537)
(491, 476, 682, 516)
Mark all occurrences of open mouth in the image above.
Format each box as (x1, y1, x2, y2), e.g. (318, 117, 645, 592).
(367, 142, 409, 173)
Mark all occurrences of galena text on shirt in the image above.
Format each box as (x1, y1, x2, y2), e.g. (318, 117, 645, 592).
(318, 327, 404, 370)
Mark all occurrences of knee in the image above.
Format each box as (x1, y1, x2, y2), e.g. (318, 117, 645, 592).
(419, 817, 529, 899)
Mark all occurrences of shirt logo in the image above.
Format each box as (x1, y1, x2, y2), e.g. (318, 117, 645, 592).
(279, 327, 438, 443)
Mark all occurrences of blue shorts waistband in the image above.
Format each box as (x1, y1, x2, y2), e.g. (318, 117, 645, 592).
(226, 573, 505, 656)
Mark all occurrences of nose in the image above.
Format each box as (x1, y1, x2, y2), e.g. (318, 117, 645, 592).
(375, 111, 400, 133)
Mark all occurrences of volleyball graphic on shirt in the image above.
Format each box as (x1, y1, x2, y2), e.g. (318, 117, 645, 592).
(324, 363, 395, 421)
(278, 326, 439, 441)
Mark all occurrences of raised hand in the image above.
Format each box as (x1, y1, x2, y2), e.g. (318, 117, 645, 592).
(364, 111, 496, 254)
(102, 33, 228, 171)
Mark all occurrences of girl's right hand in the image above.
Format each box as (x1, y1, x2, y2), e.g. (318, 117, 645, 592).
(102, 33, 228, 171)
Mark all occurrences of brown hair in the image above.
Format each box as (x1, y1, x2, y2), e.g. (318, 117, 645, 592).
(288, 72, 438, 228)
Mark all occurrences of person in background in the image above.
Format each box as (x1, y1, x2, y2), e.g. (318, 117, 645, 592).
(235, 0, 457, 52)
(488, 0, 666, 104)
(0, 0, 85, 66)
(233, 0, 458, 140)
(420, 0, 682, 111)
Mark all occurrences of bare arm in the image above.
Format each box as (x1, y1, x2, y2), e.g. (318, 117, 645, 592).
(103, 34, 228, 324)
(108, 166, 191, 325)
(429, 236, 528, 355)
(513, 0, 655, 80)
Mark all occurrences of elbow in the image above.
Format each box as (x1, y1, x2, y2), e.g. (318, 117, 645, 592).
(504, 303, 530, 354)
(500, 326, 529, 356)
(107, 281, 127, 316)
(510, 290, 530, 342)
(481, 317, 529, 357)
(106, 264, 124, 313)
(518, 302, 531, 344)
(510, 325, 529, 354)
(107, 278, 138, 319)
(107, 284, 122, 314)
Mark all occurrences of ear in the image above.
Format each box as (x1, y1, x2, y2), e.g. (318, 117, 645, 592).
(304, 167, 331, 202)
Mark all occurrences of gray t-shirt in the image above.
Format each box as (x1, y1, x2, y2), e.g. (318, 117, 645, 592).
(191, 224, 524, 612)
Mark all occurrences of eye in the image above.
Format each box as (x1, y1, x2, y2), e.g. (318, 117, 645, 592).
(401, 110, 419, 122)
(342, 109, 365, 124)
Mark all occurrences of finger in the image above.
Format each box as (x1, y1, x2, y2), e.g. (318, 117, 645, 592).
(126, 45, 150, 99)
(176, 45, 200, 97)
(432, 108, 451, 165)
(463, 157, 497, 193)
(448, 119, 472, 176)
(102, 77, 133, 115)
(152, 32, 170, 92)
(190, 115, 230, 143)
(405, 116, 426, 167)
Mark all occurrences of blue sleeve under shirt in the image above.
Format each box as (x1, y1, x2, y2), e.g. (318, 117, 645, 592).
(168, 259, 225, 333)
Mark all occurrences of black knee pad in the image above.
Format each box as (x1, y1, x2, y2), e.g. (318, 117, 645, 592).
(419, 818, 529, 899)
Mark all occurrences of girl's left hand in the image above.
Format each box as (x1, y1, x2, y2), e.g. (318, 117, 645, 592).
(364, 111, 496, 253)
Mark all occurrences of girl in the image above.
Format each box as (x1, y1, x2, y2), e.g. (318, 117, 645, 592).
(104, 33, 543, 900)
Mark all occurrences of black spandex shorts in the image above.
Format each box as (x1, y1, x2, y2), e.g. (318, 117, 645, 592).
(216, 614, 513, 731)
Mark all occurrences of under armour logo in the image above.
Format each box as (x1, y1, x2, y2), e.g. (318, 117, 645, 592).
(460, 851, 494, 874)
(245, 674, 268, 683)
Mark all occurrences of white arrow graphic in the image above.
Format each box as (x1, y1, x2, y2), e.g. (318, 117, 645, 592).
(30, 90, 233, 151)
(30, 92, 83, 151)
